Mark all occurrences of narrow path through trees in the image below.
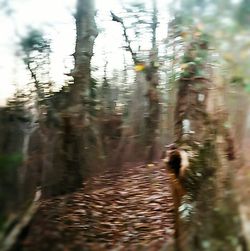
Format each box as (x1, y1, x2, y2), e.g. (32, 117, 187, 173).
(16, 165, 175, 251)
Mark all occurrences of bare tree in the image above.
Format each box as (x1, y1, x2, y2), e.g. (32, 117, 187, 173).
(41, 0, 99, 196)
(111, 0, 160, 164)
(70, 0, 98, 106)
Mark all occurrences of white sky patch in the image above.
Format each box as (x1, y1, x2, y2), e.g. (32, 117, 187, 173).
(0, 0, 170, 106)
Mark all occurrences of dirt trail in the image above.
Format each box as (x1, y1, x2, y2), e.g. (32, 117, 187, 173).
(16, 165, 175, 251)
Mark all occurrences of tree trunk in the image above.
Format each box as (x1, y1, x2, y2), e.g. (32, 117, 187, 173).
(70, 0, 98, 105)
(145, 0, 160, 163)
(111, 5, 160, 164)
(165, 30, 247, 251)
(145, 62, 160, 163)
(41, 0, 99, 196)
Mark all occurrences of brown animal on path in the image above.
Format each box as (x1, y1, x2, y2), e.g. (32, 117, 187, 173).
(162, 144, 189, 238)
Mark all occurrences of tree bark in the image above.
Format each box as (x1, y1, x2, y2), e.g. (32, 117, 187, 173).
(41, 0, 99, 196)
(144, 0, 160, 163)
(164, 30, 247, 251)
(70, 0, 98, 105)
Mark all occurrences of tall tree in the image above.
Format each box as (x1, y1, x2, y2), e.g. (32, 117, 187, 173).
(61, 0, 98, 190)
(111, 0, 160, 164)
(145, 0, 160, 163)
(70, 0, 98, 106)
(41, 0, 99, 196)
(165, 27, 247, 251)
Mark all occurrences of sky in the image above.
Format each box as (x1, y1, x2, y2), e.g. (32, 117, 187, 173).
(0, 0, 170, 106)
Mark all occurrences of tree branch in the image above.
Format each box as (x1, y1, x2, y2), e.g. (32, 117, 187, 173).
(110, 11, 137, 64)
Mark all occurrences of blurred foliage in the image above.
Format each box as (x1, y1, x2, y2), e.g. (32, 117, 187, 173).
(236, 0, 250, 28)
(180, 29, 210, 78)
(19, 28, 53, 108)
(20, 29, 50, 56)
(172, 0, 250, 93)
(0, 153, 23, 170)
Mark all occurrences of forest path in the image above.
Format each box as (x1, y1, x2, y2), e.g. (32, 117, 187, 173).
(17, 164, 175, 251)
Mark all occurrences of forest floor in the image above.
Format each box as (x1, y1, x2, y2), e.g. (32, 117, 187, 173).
(16, 164, 175, 251)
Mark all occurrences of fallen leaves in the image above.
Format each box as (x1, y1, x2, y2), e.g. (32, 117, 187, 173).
(20, 165, 175, 251)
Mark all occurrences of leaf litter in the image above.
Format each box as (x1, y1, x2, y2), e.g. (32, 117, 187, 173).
(19, 164, 175, 251)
